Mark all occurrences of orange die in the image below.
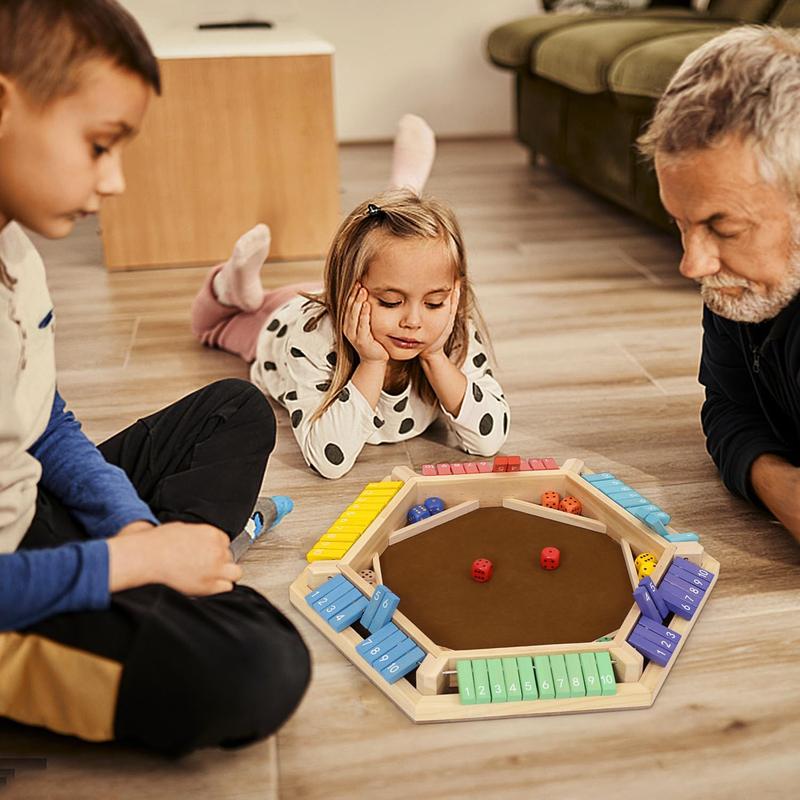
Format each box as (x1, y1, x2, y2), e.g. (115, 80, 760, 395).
(559, 495, 582, 515)
(541, 491, 561, 509)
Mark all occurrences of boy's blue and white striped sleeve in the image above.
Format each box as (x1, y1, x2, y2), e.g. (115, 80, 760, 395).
(27, 390, 157, 538)
(0, 540, 110, 631)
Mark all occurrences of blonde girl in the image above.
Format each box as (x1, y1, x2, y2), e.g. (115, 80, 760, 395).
(191, 120, 509, 477)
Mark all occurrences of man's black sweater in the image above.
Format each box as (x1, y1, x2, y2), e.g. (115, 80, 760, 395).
(700, 292, 800, 504)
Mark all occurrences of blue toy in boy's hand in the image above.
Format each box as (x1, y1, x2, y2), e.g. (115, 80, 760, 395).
(406, 504, 431, 525)
(423, 496, 445, 515)
(230, 495, 294, 561)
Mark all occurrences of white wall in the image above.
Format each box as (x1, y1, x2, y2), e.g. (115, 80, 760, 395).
(121, 1, 541, 141)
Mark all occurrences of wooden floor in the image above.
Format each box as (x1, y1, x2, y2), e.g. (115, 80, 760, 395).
(2, 139, 799, 799)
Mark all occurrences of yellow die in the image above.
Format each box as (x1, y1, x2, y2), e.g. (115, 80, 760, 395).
(634, 552, 657, 580)
(637, 560, 656, 580)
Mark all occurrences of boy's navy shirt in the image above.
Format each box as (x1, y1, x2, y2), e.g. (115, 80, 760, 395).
(699, 291, 800, 504)
(0, 391, 158, 630)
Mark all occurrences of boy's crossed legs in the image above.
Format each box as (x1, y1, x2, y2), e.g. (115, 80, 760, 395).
(3, 379, 310, 755)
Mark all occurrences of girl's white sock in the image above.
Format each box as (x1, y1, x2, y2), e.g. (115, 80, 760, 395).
(389, 114, 436, 195)
(212, 223, 272, 311)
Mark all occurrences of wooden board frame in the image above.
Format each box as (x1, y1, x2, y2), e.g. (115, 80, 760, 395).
(288, 458, 720, 723)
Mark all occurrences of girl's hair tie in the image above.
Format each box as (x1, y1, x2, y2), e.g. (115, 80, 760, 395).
(367, 203, 382, 216)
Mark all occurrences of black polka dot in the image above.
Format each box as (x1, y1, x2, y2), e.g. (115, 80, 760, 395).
(374, 416, 385, 428)
(286, 391, 298, 401)
(276, 324, 288, 338)
(262, 360, 277, 371)
(393, 397, 408, 413)
(267, 319, 280, 332)
(291, 409, 303, 428)
(399, 418, 414, 434)
(338, 388, 350, 402)
(325, 443, 345, 465)
(472, 383, 483, 403)
(278, 392, 286, 404)
(290, 347, 305, 358)
(485, 368, 494, 377)
(503, 413, 508, 434)
(326, 351, 337, 367)
(315, 381, 331, 392)
(475, 330, 483, 344)
(473, 353, 487, 368)
(479, 413, 494, 436)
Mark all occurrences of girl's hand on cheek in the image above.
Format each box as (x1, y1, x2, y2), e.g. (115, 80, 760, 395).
(344, 283, 390, 364)
(420, 282, 461, 362)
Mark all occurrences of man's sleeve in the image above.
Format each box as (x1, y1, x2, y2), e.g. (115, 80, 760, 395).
(28, 391, 158, 538)
(0, 540, 110, 631)
(699, 307, 792, 504)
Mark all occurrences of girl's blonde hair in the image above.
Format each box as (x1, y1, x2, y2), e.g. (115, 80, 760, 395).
(303, 188, 492, 422)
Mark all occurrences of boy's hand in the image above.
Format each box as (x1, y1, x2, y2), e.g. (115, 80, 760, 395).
(420, 282, 461, 362)
(107, 522, 242, 596)
(344, 284, 390, 364)
(115, 520, 156, 537)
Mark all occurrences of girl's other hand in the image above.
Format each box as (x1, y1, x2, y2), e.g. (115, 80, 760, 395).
(420, 282, 461, 362)
(344, 284, 390, 364)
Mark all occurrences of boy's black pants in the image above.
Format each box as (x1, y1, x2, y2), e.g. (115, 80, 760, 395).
(4, 379, 310, 756)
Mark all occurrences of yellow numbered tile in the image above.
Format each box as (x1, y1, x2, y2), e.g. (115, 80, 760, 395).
(310, 539, 350, 550)
(358, 489, 395, 499)
(357, 492, 395, 503)
(345, 503, 385, 515)
(366, 481, 403, 491)
(326, 523, 367, 535)
(338, 511, 378, 525)
(306, 545, 350, 562)
(320, 531, 362, 543)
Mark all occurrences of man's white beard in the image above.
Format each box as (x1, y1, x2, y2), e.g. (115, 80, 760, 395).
(700, 242, 800, 324)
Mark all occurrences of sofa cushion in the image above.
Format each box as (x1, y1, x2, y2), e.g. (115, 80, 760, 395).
(771, 0, 800, 25)
(707, 0, 781, 22)
(607, 26, 732, 99)
(486, 8, 700, 69)
(533, 18, 728, 93)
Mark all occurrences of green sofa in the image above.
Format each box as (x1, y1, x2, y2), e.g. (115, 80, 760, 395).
(487, 0, 800, 230)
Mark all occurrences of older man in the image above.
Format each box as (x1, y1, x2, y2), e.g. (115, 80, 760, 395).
(639, 26, 800, 543)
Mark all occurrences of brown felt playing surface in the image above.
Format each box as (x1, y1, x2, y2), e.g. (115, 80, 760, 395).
(379, 507, 633, 650)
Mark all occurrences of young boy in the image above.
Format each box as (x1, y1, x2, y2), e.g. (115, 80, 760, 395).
(0, 0, 309, 755)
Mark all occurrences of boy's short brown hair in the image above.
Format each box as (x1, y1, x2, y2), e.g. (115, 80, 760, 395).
(0, 0, 160, 105)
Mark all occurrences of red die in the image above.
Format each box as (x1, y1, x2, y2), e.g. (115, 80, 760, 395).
(541, 491, 561, 509)
(471, 558, 493, 582)
(540, 547, 560, 570)
(559, 495, 583, 516)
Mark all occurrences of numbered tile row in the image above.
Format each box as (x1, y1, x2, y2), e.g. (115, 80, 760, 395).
(457, 651, 616, 705)
(420, 456, 559, 476)
(582, 472, 699, 543)
(306, 481, 403, 561)
(633, 557, 715, 628)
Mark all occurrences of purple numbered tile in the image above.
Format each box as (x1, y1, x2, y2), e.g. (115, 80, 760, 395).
(633, 623, 676, 651)
(667, 565, 711, 591)
(640, 576, 670, 619)
(661, 587, 696, 620)
(628, 631, 671, 667)
(662, 574, 703, 601)
(633, 586, 664, 622)
(637, 616, 681, 643)
(671, 558, 715, 581)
